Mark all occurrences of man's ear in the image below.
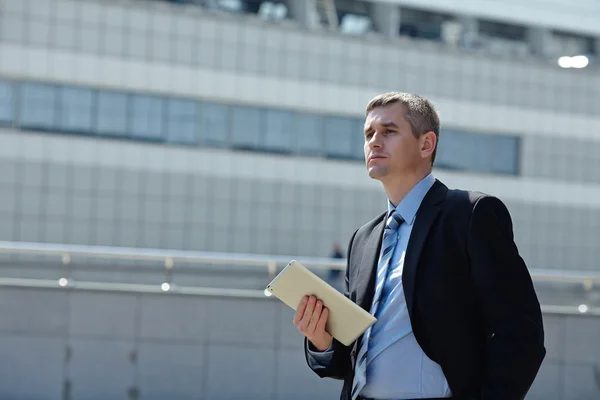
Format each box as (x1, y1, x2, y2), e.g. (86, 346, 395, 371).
(420, 131, 437, 159)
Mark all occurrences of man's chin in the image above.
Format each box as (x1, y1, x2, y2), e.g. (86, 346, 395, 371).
(367, 169, 385, 180)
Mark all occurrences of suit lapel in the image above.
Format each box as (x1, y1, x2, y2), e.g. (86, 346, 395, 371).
(402, 180, 447, 318)
(355, 213, 385, 312)
(353, 180, 447, 319)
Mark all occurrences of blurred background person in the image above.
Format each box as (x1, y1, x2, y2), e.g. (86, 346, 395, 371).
(327, 242, 345, 291)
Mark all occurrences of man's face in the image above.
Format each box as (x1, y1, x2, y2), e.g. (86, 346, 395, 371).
(363, 103, 425, 182)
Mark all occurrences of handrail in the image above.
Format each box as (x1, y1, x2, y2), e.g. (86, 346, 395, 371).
(1, 240, 600, 283)
(0, 241, 598, 316)
(0, 240, 346, 269)
(0, 276, 597, 316)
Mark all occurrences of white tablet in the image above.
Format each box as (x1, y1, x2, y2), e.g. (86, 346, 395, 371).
(266, 260, 376, 346)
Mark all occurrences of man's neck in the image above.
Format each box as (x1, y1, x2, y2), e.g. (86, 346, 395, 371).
(382, 169, 432, 207)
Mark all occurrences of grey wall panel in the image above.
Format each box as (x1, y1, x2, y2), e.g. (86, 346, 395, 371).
(527, 361, 563, 400)
(0, 212, 15, 240)
(543, 315, 565, 363)
(55, 20, 77, 50)
(139, 294, 208, 342)
(18, 215, 43, 242)
(0, 335, 65, 400)
(79, 25, 101, 54)
(207, 298, 278, 346)
(277, 305, 305, 349)
(71, 193, 94, 218)
(0, 12, 24, 42)
(564, 315, 600, 364)
(205, 345, 276, 400)
(103, 28, 126, 58)
(563, 363, 600, 400)
(128, 30, 149, 60)
(277, 347, 344, 400)
(0, 184, 17, 214)
(69, 291, 138, 339)
(0, 287, 68, 335)
(69, 338, 136, 400)
(138, 342, 205, 400)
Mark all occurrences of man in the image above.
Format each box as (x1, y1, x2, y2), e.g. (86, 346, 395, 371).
(293, 92, 545, 400)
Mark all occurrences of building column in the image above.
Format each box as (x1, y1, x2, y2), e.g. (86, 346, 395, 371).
(458, 16, 479, 49)
(527, 26, 554, 57)
(285, 0, 319, 30)
(369, 2, 400, 38)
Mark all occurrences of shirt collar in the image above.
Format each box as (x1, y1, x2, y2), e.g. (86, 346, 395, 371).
(387, 173, 436, 226)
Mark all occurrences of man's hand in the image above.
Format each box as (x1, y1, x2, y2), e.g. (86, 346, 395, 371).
(293, 295, 333, 351)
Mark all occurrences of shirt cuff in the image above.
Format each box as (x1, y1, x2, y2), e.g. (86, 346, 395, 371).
(307, 342, 335, 364)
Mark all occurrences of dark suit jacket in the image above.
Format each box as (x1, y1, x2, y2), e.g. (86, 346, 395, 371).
(304, 179, 546, 400)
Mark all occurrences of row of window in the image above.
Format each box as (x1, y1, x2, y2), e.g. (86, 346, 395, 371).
(164, 0, 596, 59)
(0, 79, 520, 175)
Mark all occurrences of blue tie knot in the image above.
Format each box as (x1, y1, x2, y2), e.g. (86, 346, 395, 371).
(385, 210, 404, 233)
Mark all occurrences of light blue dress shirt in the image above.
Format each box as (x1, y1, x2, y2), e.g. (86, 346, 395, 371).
(310, 173, 452, 400)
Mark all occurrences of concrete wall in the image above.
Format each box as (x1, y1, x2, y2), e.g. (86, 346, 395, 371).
(0, 284, 597, 400)
(0, 285, 342, 400)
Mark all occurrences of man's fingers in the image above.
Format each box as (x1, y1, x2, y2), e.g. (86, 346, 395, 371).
(306, 300, 323, 334)
(303, 295, 316, 322)
(316, 307, 329, 334)
(293, 296, 308, 326)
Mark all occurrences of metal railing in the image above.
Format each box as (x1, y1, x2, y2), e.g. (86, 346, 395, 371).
(0, 240, 599, 315)
(0, 240, 346, 273)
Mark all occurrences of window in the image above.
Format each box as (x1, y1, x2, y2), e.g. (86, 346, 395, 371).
(437, 130, 478, 171)
(436, 129, 520, 175)
(263, 109, 293, 153)
(214, 0, 244, 13)
(351, 118, 366, 160)
(231, 106, 261, 149)
(551, 31, 594, 57)
(20, 82, 57, 129)
(200, 102, 229, 146)
(131, 95, 164, 141)
(166, 98, 197, 145)
(96, 91, 128, 136)
(339, 13, 372, 35)
(59, 87, 94, 133)
(294, 114, 323, 155)
(399, 7, 451, 41)
(0, 78, 523, 175)
(257, 1, 288, 20)
(324, 116, 357, 159)
(479, 19, 526, 42)
(488, 135, 520, 175)
(0, 80, 13, 125)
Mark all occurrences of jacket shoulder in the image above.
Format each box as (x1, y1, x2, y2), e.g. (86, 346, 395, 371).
(443, 187, 502, 213)
(354, 211, 386, 239)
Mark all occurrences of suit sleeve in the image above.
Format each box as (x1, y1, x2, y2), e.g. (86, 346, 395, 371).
(467, 196, 546, 400)
(304, 228, 358, 380)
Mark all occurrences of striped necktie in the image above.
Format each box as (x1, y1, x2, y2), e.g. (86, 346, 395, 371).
(351, 209, 404, 400)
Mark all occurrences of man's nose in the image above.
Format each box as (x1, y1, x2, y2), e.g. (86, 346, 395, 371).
(368, 132, 382, 148)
